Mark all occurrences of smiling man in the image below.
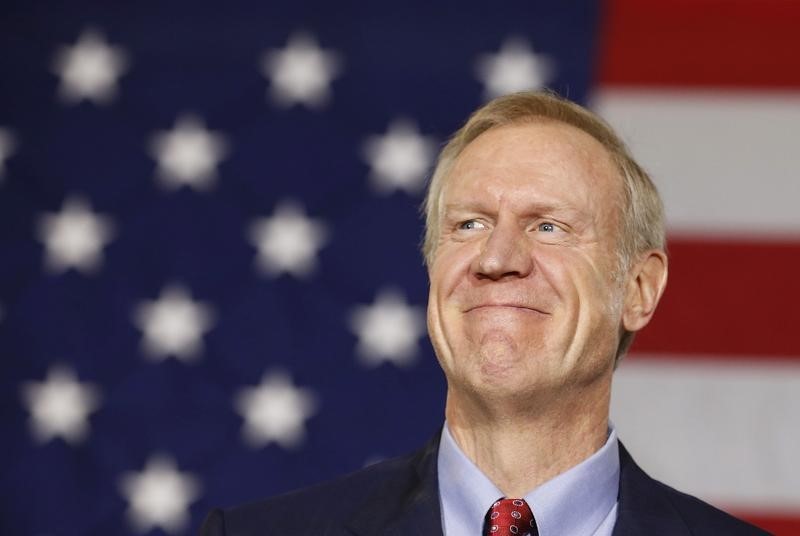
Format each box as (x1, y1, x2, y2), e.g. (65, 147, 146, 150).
(201, 92, 769, 536)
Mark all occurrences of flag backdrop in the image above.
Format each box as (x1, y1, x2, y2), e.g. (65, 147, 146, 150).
(1, 1, 798, 534)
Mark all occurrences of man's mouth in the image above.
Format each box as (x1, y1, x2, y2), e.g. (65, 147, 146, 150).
(465, 303, 550, 315)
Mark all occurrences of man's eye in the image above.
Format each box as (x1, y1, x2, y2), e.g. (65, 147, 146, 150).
(459, 220, 486, 230)
(538, 222, 557, 232)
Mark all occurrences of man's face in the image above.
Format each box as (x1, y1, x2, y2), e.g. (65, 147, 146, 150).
(427, 121, 628, 402)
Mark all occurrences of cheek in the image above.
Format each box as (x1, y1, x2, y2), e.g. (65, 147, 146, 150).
(537, 252, 614, 333)
(430, 243, 476, 297)
(427, 249, 469, 343)
(559, 256, 626, 351)
(558, 245, 619, 294)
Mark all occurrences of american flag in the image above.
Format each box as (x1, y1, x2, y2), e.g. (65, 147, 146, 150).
(1, 1, 798, 534)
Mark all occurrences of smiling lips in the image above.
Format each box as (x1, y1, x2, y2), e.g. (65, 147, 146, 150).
(465, 303, 550, 315)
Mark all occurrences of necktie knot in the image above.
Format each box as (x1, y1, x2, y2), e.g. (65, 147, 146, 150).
(484, 498, 537, 536)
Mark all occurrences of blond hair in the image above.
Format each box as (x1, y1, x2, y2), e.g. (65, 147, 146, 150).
(422, 91, 666, 361)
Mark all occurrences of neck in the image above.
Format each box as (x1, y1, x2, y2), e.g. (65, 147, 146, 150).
(445, 379, 611, 497)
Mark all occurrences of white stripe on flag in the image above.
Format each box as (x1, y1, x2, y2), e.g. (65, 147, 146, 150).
(591, 90, 800, 236)
(611, 356, 800, 511)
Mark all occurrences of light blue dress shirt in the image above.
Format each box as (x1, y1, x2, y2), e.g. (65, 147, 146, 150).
(437, 422, 619, 536)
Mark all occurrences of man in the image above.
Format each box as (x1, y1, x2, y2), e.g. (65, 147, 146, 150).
(201, 92, 769, 535)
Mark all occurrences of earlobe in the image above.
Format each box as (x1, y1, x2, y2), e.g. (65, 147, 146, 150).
(622, 250, 668, 333)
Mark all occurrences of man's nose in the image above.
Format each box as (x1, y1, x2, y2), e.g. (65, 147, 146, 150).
(471, 220, 534, 280)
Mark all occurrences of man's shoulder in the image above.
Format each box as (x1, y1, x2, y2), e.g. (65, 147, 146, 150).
(233, 450, 419, 518)
(200, 439, 439, 536)
(617, 444, 771, 535)
(651, 478, 770, 535)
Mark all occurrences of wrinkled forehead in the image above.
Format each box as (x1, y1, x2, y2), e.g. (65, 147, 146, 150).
(440, 122, 625, 217)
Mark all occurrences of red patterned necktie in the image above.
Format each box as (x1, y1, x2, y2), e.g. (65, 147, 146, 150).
(484, 498, 538, 536)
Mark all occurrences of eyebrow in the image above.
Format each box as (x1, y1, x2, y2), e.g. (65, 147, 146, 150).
(443, 201, 582, 219)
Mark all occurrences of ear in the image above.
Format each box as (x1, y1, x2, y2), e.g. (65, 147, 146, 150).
(622, 250, 668, 333)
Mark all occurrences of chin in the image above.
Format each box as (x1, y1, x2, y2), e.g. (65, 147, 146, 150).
(473, 347, 543, 389)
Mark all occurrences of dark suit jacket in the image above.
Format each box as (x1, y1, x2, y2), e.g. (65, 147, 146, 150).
(200, 436, 770, 535)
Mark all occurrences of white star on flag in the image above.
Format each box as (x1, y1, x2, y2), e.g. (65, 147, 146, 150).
(362, 119, 437, 195)
(261, 31, 342, 109)
(37, 196, 115, 274)
(248, 200, 328, 278)
(149, 114, 229, 191)
(475, 37, 554, 100)
(118, 454, 202, 534)
(133, 284, 215, 361)
(21, 366, 101, 445)
(52, 28, 129, 105)
(0, 127, 16, 179)
(349, 289, 427, 367)
(234, 371, 318, 449)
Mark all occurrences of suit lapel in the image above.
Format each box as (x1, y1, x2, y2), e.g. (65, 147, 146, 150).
(346, 433, 444, 536)
(612, 443, 691, 536)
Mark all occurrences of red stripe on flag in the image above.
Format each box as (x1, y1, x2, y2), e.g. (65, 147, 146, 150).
(597, 0, 800, 88)
(735, 512, 800, 536)
(631, 238, 800, 358)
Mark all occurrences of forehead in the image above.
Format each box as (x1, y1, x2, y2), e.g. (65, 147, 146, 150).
(443, 121, 622, 212)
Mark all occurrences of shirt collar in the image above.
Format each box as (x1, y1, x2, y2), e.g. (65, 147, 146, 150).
(437, 422, 620, 536)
